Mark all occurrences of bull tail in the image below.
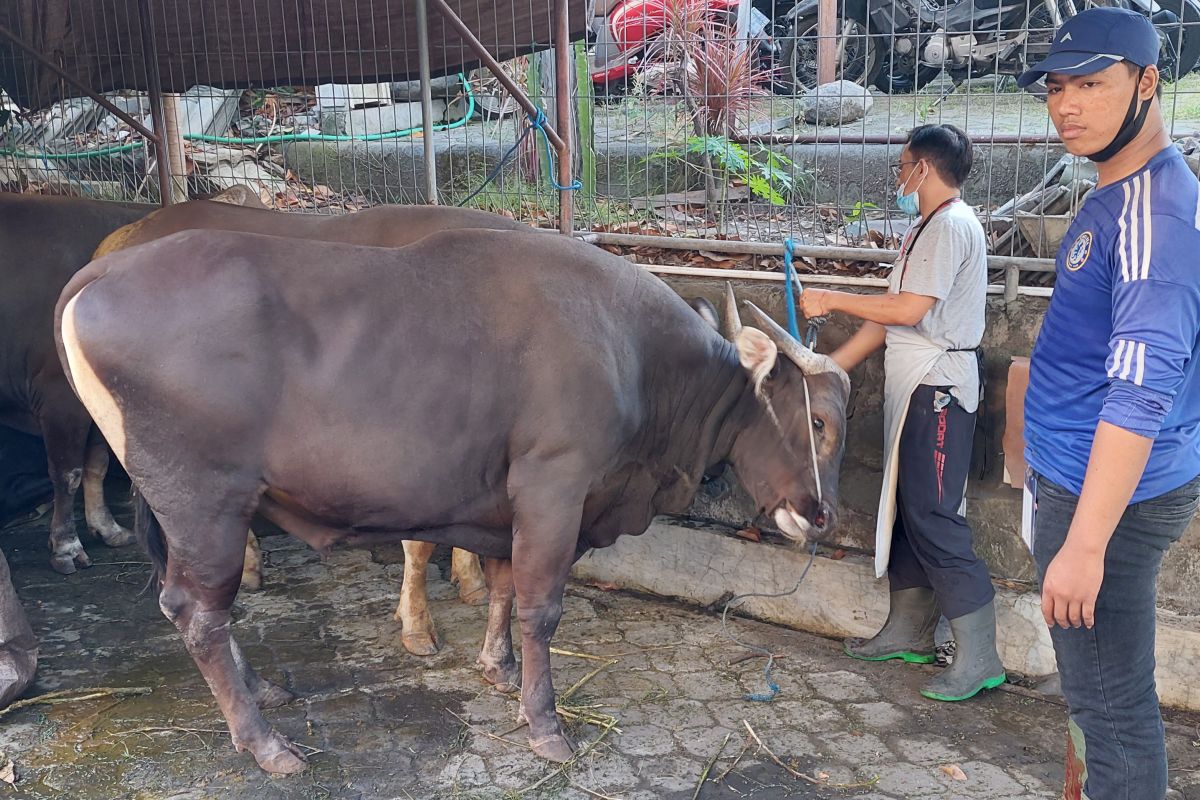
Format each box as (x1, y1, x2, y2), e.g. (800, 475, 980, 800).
(135, 490, 168, 595)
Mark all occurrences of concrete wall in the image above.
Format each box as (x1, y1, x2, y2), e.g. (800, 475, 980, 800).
(283, 134, 1065, 214)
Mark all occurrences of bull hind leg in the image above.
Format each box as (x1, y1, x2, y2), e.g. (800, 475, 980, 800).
(154, 508, 306, 774)
(509, 464, 589, 763)
(38, 401, 93, 574)
(82, 437, 134, 548)
(230, 638, 293, 709)
(477, 557, 518, 692)
(451, 548, 488, 606)
(395, 540, 440, 655)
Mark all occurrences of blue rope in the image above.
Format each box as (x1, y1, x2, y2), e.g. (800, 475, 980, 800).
(529, 109, 583, 191)
(721, 539, 819, 702)
(783, 238, 801, 340)
(783, 237, 823, 349)
(456, 123, 535, 207)
(457, 108, 582, 206)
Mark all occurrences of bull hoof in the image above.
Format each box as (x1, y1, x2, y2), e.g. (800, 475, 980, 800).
(458, 584, 489, 606)
(253, 730, 308, 774)
(95, 524, 135, 548)
(478, 659, 519, 692)
(401, 632, 440, 656)
(50, 550, 91, 575)
(529, 733, 575, 763)
(253, 680, 296, 710)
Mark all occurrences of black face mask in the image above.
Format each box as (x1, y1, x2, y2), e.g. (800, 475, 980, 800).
(1087, 66, 1152, 162)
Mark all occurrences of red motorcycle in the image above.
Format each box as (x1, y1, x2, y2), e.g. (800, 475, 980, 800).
(467, 0, 789, 119)
(589, 0, 783, 98)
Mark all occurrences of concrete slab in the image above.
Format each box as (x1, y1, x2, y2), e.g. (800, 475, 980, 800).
(572, 519, 1200, 713)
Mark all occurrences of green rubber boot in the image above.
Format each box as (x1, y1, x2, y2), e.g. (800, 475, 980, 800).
(920, 601, 1006, 702)
(844, 587, 938, 664)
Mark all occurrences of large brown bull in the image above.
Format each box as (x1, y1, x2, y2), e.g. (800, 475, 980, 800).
(56, 226, 849, 773)
(95, 200, 534, 651)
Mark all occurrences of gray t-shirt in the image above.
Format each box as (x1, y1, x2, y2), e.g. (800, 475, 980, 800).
(885, 200, 987, 413)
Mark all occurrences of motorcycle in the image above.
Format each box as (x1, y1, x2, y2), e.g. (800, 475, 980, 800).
(588, 0, 789, 98)
(779, 0, 1200, 93)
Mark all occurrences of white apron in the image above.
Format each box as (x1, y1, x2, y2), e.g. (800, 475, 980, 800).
(873, 325, 952, 578)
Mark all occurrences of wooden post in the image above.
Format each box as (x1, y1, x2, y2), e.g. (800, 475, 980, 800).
(817, 0, 837, 85)
(161, 93, 188, 203)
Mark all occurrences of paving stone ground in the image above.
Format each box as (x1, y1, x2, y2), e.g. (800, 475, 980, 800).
(4, 493, 1200, 800)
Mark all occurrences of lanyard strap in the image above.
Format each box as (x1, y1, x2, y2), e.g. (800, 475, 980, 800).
(897, 196, 960, 287)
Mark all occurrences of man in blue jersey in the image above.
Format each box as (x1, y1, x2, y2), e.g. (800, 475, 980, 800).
(1018, 8, 1200, 798)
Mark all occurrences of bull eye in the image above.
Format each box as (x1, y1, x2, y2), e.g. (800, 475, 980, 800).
(812, 416, 825, 432)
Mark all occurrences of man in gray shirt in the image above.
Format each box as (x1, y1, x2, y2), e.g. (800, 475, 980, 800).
(800, 123, 1002, 703)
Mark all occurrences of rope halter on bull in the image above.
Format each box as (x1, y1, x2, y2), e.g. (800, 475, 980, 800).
(720, 246, 831, 702)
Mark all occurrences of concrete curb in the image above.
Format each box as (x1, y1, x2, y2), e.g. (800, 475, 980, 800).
(571, 518, 1200, 711)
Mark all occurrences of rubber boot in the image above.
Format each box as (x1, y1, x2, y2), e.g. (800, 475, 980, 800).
(844, 587, 938, 664)
(920, 601, 1006, 701)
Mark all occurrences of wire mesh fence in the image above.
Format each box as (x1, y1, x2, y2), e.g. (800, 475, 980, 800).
(2, 0, 1199, 293)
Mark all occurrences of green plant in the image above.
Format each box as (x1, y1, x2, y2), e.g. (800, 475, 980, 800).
(843, 200, 879, 223)
(647, 135, 799, 206)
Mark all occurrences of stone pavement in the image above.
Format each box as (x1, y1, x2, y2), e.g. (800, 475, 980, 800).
(3, 505, 1200, 799)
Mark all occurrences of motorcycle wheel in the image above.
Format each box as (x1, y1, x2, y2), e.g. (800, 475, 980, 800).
(872, 45, 941, 94)
(778, 12, 880, 91)
(1153, 0, 1200, 80)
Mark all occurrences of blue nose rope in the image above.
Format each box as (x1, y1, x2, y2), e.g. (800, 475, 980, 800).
(721, 539, 819, 702)
(720, 237, 828, 703)
(783, 237, 823, 349)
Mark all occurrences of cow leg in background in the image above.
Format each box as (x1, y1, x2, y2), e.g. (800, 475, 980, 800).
(155, 507, 307, 775)
(229, 637, 293, 708)
(395, 540, 440, 655)
(241, 530, 262, 592)
(82, 437, 134, 547)
(39, 395, 94, 574)
(476, 557, 518, 691)
(0, 548, 37, 708)
(451, 547, 488, 605)
(510, 465, 586, 763)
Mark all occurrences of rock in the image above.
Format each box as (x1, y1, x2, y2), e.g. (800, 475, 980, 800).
(800, 81, 874, 126)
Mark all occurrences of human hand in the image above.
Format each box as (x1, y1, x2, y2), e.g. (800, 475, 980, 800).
(1041, 543, 1105, 629)
(799, 288, 835, 318)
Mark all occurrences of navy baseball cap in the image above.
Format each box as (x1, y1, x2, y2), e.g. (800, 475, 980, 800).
(1017, 7, 1160, 88)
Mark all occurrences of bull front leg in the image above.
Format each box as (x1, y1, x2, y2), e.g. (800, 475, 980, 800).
(395, 540, 440, 655)
(451, 547, 488, 606)
(82, 438, 134, 547)
(509, 465, 586, 763)
(476, 557, 518, 691)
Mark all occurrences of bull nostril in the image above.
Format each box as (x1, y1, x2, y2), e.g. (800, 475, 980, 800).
(813, 509, 827, 530)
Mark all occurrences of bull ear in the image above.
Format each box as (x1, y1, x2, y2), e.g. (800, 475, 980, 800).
(690, 297, 720, 332)
(735, 327, 778, 389)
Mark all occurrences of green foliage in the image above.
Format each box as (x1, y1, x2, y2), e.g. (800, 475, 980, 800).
(647, 135, 800, 206)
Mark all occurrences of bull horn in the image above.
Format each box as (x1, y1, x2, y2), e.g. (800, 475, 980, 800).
(741, 301, 850, 394)
(722, 282, 742, 340)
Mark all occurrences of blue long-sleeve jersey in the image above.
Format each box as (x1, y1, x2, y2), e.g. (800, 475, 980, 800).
(1024, 146, 1200, 503)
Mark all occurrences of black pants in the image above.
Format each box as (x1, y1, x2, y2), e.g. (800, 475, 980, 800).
(888, 385, 994, 620)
